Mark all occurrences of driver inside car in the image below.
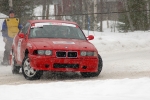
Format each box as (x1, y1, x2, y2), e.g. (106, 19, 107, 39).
(35, 29, 43, 37)
(59, 27, 71, 38)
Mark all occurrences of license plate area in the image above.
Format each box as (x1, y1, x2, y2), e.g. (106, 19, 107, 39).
(53, 63, 79, 69)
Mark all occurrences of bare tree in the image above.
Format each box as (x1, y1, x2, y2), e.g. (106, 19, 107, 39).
(87, 0, 92, 32)
(94, 0, 98, 31)
(106, 0, 110, 28)
(146, 0, 150, 28)
(46, 3, 50, 19)
(82, 0, 86, 29)
(42, 0, 46, 19)
(100, 0, 103, 32)
(123, 0, 134, 31)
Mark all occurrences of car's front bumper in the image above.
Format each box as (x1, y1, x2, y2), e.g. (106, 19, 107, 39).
(29, 54, 99, 72)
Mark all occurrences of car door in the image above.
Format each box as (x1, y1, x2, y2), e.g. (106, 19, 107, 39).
(15, 23, 30, 64)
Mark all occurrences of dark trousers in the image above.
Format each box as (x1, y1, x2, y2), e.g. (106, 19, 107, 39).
(3, 41, 12, 63)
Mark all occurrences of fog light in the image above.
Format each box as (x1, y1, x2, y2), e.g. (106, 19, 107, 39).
(82, 66, 87, 69)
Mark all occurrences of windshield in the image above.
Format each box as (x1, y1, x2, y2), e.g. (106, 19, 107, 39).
(29, 24, 86, 40)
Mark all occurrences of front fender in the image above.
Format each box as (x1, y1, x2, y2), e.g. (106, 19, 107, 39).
(26, 42, 37, 54)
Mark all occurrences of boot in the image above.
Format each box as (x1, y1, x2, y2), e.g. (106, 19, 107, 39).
(1, 61, 9, 66)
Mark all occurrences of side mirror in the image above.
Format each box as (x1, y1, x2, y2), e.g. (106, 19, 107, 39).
(87, 35, 94, 40)
(18, 33, 25, 38)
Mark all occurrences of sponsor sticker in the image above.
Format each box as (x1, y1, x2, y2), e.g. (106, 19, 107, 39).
(17, 39, 23, 61)
(31, 22, 76, 28)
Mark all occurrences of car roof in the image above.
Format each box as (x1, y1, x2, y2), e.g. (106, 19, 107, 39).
(28, 20, 78, 25)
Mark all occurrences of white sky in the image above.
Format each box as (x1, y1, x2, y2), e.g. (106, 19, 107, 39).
(0, 11, 150, 99)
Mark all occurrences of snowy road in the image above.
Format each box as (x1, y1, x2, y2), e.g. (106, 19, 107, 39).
(0, 48, 150, 85)
(101, 48, 150, 79)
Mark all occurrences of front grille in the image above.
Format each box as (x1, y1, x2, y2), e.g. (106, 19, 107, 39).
(68, 52, 77, 57)
(56, 51, 66, 57)
(56, 51, 77, 58)
(53, 63, 79, 69)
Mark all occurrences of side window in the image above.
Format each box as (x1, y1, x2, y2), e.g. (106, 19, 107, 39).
(21, 23, 30, 34)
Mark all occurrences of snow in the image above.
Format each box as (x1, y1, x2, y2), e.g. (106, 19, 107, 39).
(34, 5, 55, 19)
(0, 78, 150, 100)
(1, 13, 150, 99)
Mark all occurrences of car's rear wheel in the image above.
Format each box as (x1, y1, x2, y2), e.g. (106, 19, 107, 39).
(11, 52, 20, 74)
(81, 54, 103, 77)
(22, 56, 43, 80)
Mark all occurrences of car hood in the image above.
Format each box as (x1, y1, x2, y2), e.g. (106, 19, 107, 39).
(29, 38, 96, 51)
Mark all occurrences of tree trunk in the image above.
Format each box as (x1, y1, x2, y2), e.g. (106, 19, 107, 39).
(94, 0, 98, 31)
(100, 0, 103, 32)
(106, 0, 109, 28)
(46, 3, 49, 19)
(146, 0, 150, 28)
(82, 0, 85, 30)
(124, 0, 134, 32)
(85, 0, 90, 32)
(42, 0, 46, 19)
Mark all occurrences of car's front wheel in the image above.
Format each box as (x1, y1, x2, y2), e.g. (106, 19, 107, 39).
(22, 56, 43, 80)
(81, 54, 103, 77)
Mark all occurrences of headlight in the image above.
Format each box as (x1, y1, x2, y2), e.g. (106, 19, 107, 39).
(80, 51, 86, 56)
(86, 51, 94, 56)
(37, 50, 52, 55)
(38, 50, 45, 55)
(45, 50, 52, 55)
(80, 51, 97, 56)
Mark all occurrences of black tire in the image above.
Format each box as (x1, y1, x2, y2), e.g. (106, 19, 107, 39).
(11, 52, 20, 74)
(81, 54, 103, 77)
(22, 56, 43, 80)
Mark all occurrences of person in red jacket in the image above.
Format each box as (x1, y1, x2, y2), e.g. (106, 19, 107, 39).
(1, 10, 22, 65)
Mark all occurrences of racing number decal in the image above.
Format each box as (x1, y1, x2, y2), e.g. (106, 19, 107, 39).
(17, 39, 23, 61)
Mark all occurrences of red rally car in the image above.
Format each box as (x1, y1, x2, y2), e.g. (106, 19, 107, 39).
(11, 20, 103, 80)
